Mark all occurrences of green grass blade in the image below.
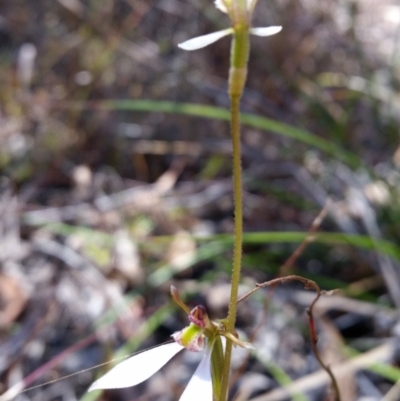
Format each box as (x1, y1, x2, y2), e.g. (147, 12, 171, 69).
(84, 100, 360, 167)
(195, 231, 400, 262)
(41, 224, 400, 266)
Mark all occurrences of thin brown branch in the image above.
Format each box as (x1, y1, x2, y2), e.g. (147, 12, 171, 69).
(237, 275, 341, 401)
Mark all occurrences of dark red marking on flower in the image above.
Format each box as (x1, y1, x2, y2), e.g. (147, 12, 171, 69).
(188, 305, 207, 328)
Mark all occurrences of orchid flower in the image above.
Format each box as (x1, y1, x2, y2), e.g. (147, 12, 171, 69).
(178, 0, 282, 51)
(88, 291, 252, 401)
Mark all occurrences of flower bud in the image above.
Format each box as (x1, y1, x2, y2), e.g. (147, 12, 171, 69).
(188, 305, 209, 328)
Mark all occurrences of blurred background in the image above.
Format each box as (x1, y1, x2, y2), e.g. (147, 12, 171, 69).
(1, 0, 400, 400)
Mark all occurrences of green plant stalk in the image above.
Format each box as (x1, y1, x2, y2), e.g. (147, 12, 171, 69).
(211, 336, 225, 399)
(219, 26, 249, 401)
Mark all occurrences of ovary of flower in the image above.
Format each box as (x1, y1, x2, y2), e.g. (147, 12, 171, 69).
(178, 0, 281, 51)
(88, 338, 213, 401)
(215, 0, 258, 19)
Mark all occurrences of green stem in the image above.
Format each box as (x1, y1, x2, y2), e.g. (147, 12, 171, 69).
(218, 28, 249, 401)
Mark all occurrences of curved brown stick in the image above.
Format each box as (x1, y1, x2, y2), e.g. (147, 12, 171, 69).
(238, 275, 341, 401)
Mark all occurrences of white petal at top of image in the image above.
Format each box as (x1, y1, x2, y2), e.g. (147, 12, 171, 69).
(250, 26, 282, 36)
(178, 28, 233, 51)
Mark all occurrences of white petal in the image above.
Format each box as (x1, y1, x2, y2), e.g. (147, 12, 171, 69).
(247, 0, 257, 9)
(89, 342, 184, 391)
(250, 26, 282, 37)
(179, 351, 213, 401)
(214, 0, 229, 13)
(178, 29, 233, 51)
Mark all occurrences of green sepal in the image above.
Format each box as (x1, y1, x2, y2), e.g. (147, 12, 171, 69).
(211, 336, 224, 400)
